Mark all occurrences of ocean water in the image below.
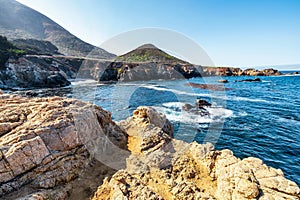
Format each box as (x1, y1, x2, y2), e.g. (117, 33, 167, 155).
(10, 74, 300, 185)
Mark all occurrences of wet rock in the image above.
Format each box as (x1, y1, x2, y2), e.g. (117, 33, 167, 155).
(218, 79, 228, 83)
(197, 99, 212, 108)
(236, 78, 261, 82)
(182, 99, 211, 116)
(187, 82, 231, 91)
(182, 103, 194, 111)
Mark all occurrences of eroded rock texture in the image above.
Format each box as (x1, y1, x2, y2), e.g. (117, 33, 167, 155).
(93, 107, 300, 200)
(0, 93, 127, 199)
(0, 93, 299, 200)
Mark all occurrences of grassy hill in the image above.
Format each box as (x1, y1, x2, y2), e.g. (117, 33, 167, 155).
(0, 0, 115, 59)
(117, 44, 189, 64)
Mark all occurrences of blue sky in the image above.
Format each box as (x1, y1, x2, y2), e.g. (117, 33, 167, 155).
(16, 0, 300, 69)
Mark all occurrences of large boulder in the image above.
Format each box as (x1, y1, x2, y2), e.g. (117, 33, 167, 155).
(0, 93, 127, 199)
(93, 107, 300, 200)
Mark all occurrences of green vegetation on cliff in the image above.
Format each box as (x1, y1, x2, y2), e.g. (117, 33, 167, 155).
(0, 36, 25, 68)
(12, 39, 60, 55)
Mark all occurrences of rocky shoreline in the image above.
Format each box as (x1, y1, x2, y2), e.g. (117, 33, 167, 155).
(0, 53, 283, 90)
(0, 91, 299, 199)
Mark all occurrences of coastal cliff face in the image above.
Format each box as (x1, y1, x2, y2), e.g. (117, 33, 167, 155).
(0, 92, 298, 199)
(0, 57, 282, 89)
(79, 61, 281, 83)
(0, 56, 72, 89)
(202, 67, 281, 77)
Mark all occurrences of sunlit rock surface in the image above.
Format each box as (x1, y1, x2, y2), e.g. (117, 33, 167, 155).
(0, 93, 298, 200)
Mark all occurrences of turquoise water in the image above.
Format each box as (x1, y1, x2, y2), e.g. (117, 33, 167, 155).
(10, 74, 300, 185)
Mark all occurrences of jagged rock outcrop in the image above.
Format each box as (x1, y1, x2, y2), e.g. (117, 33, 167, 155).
(0, 93, 127, 199)
(1, 93, 298, 200)
(202, 67, 282, 77)
(241, 68, 281, 76)
(93, 107, 300, 200)
(79, 61, 202, 82)
(0, 56, 73, 89)
(81, 62, 282, 83)
(202, 66, 243, 76)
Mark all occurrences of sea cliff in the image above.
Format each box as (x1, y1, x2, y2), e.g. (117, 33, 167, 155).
(0, 91, 299, 199)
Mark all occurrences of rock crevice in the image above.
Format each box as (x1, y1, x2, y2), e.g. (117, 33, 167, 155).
(0, 93, 298, 200)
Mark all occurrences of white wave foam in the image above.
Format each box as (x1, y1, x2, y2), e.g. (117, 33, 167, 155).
(280, 74, 300, 77)
(71, 79, 98, 85)
(142, 85, 200, 96)
(162, 102, 187, 108)
(154, 102, 233, 124)
(232, 96, 269, 103)
(141, 84, 269, 103)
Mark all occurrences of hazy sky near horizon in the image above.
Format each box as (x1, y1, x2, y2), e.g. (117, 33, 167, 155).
(16, 0, 300, 69)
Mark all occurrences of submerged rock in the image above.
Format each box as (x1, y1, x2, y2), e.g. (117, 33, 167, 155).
(236, 78, 261, 82)
(218, 79, 229, 83)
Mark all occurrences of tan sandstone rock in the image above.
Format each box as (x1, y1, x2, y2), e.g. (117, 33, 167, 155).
(0, 94, 127, 199)
(93, 107, 300, 200)
(0, 93, 298, 200)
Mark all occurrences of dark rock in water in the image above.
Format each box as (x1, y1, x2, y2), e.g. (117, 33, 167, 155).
(187, 82, 232, 91)
(24, 91, 39, 97)
(182, 103, 194, 111)
(181, 99, 211, 116)
(47, 73, 70, 87)
(235, 78, 261, 82)
(197, 99, 212, 108)
(218, 79, 228, 83)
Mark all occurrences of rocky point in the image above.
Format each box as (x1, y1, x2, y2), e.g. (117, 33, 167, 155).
(0, 92, 299, 199)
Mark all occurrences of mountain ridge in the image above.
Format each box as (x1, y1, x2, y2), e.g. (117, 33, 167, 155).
(0, 0, 115, 59)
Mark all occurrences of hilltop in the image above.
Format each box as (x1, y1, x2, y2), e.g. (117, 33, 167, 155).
(0, 0, 115, 59)
(117, 43, 189, 64)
